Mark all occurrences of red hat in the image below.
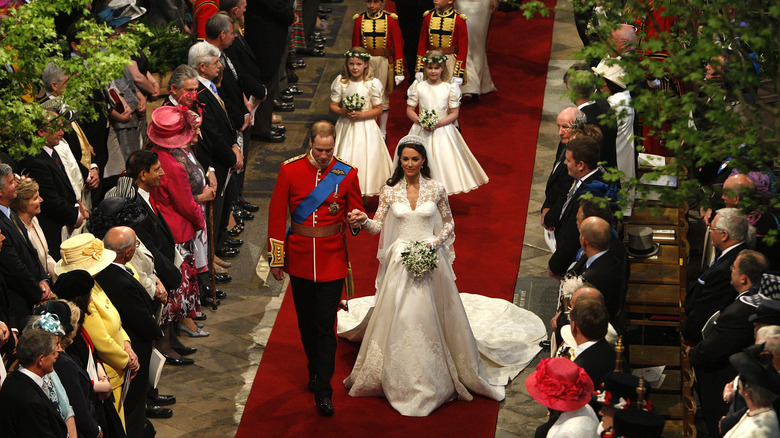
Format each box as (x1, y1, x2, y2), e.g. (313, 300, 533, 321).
(525, 357, 594, 412)
(147, 105, 195, 149)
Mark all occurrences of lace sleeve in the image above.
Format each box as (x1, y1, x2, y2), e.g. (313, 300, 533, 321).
(362, 185, 390, 234)
(431, 181, 454, 248)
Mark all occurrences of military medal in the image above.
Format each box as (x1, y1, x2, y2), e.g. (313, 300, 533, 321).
(329, 183, 340, 215)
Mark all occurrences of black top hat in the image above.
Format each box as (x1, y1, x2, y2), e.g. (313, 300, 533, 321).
(52, 270, 95, 301)
(729, 343, 780, 394)
(749, 298, 780, 325)
(593, 372, 649, 409)
(88, 196, 147, 239)
(33, 301, 74, 334)
(612, 408, 665, 437)
(626, 227, 660, 258)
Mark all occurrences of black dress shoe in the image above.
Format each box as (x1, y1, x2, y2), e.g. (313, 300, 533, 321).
(172, 346, 197, 356)
(315, 396, 334, 416)
(146, 406, 173, 418)
(234, 209, 254, 220)
(539, 339, 551, 350)
(225, 238, 244, 247)
(201, 296, 221, 307)
(239, 200, 260, 212)
(271, 124, 287, 134)
(278, 93, 294, 103)
(163, 354, 194, 366)
(319, 6, 332, 13)
(215, 247, 240, 257)
(193, 313, 207, 321)
(312, 36, 326, 44)
(299, 48, 325, 57)
(257, 131, 285, 142)
(311, 43, 325, 51)
(228, 226, 243, 237)
(273, 100, 295, 112)
(216, 290, 227, 299)
(149, 394, 177, 406)
(215, 273, 232, 283)
(289, 59, 306, 69)
(285, 85, 303, 95)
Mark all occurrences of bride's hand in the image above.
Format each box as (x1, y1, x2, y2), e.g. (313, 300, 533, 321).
(348, 209, 366, 227)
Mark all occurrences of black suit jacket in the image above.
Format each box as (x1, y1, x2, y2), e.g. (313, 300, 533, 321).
(224, 35, 268, 102)
(574, 338, 616, 388)
(217, 52, 251, 132)
(0, 210, 47, 328)
(0, 370, 68, 438)
(689, 295, 755, 369)
(569, 249, 628, 322)
(548, 169, 605, 276)
(54, 352, 101, 438)
(682, 243, 745, 344)
(130, 192, 181, 290)
(95, 264, 162, 344)
(195, 82, 237, 190)
(580, 99, 617, 169)
(245, 0, 295, 83)
(542, 141, 575, 229)
(20, 150, 80, 259)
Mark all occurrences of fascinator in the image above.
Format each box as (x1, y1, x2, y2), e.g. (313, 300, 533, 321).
(31, 313, 66, 336)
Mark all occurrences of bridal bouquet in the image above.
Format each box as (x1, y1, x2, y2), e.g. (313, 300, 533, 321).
(401, 241, 438, 280)
(343, 93, 365, 112)
(418, 109, 438, 130)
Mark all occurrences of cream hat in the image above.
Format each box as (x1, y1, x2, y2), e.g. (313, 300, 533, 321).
(54, 233, 116, 276)
(593, 59, 627, 89)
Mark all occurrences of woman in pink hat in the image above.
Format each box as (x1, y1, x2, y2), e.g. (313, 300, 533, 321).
(146, 105, 210, 341)
(526, 357, 600, 438)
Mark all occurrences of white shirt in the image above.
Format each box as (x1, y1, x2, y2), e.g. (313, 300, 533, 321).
(573, 340, 598, 360)
(548, 404, 599, 438)
(18, 366, 44, 387)
(137, 187, 154, 212)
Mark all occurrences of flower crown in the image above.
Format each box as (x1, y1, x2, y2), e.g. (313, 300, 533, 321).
(421, 55, 447, 65)
(344, 50, 371, 61)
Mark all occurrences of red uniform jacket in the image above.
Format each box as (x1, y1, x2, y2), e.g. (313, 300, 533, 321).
(267, 154, 364, 282)
(416, 7, 468, 78)
(352, 11, 405, 77)
(150, 146, 206, 244)
(193, 0, 219, 40)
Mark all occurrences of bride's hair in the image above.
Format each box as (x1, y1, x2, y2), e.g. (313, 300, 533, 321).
(386, 143, 431, 186)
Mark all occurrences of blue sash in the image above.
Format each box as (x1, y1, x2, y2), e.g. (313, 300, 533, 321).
(291, 160, 351, 224)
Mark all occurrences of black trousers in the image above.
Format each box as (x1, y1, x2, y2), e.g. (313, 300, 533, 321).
(394, 0, 433, 80)
(290, 276, 344, 399)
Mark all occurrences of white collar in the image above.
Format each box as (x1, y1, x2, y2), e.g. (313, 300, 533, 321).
(574, 339, 598, 358)
(718, 242, 742, 260)
(197, 76, 217, 94)
(137, 187, 153, 210)
(19, 366, 45, 387)
(577, 101, 596, 110)
(585, 250, 608, 269)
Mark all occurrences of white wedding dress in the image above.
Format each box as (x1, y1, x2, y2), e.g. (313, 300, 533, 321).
(341, 177, 545, 416)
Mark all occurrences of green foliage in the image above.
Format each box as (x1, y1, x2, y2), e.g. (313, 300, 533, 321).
(138, 23, 194, 74)
(0, 0, 141, 160)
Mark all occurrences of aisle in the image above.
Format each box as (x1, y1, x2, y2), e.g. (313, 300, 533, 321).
(236, 3, 555, 437)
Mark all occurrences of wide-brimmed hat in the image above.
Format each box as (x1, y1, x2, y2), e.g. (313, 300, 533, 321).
(593, 372, 650, 410)
(612, 408, 665, 438)
(593, 59, 627, 89)
(97, 0, 146, 28)
(88, 196, 147, 239)
(626, 227, 660, 258)
(740, 273, 780, 308)
(52, 270, 95, 301)
(525, 357, 594, 412)
(729, 343, 780, 394)
(147, 105, 195, 149)
(748, 297, 780, 325)
(54, 234, 116, 276)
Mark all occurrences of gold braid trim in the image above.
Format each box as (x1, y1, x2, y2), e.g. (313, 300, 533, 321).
(268, 238, 285, 266)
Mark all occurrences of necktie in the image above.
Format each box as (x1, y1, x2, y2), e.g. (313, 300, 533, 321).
(559, 179, 580, 220)
(221, 53, 238, 80)
(42, 374, 62, 416)
(209, 82, 219, 96)
(51, 150, 67, 175)
(148, 194, 158, 215)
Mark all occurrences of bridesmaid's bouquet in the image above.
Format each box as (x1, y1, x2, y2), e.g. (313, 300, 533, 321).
(401, 241, 438, 280)
(343, 93, 365, 112)
(418, 109, 438, 130)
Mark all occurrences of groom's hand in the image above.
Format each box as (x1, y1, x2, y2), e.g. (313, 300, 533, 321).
(271, 267, 284, 281)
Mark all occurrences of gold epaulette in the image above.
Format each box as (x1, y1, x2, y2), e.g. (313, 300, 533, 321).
(422, 9, 432, 17)
(335, 156, 355, 168)
(459, 13, 467, 21)
(268, 238, 285, 267)
(283, 153, 306, 165)
(353, 13, 361, 20)
(388, 12, 398, 20)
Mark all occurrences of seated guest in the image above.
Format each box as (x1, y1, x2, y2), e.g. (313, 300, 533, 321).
(0, 325, 68, 437)
(0, 162, 51, 329)
(592, 372, 653, 436)
(54, 233, 139, 427)
(683, 208, 749, 345)
(724, 344, 780, 437)
(612, 409, 665, 438)
(689, 249, 769, 437)
(10, 178, 57, 280)
(527, 357, 598, 438)
(552, 286, 618, 354)
(542, 107, 585, 232)
(99, 226, 167, 434)
(548, 136, 608, 278)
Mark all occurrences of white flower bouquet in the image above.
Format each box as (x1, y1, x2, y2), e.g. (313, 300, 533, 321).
(418, 109, 439, 130)
(343, 93, 365, 112)
(401, 241, 438, 280)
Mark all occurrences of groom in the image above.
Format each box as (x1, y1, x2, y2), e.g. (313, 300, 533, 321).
(267, 121, 365, 416)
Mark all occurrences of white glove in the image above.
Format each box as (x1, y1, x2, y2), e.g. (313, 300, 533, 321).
(451, 77, 463, 86)
(414, 72, 424, 83)
(394, 75, 405, 86)
(647, 78, 661, 89)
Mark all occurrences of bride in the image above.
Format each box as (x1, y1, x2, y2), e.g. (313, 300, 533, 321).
(344, 135, 536, 416)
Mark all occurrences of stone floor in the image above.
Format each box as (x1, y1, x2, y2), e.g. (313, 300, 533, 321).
(151, 2, 582, 436)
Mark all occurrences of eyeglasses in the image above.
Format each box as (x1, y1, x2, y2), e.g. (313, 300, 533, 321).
(134, 239, 141, 248)
(707, 225, 725, 233)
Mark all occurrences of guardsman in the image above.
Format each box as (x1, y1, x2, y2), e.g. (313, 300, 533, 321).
(267, 120, 365, 417)
(415, 0, 468, 85)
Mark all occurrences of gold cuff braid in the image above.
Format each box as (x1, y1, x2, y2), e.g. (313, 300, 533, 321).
(268, 238, 285, 266)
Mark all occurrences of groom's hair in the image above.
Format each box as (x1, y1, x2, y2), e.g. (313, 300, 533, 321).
(311, 120, 336, 142)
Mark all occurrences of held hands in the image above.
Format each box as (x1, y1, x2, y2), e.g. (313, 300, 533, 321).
(347, 209, 367, 228)
(125, 343, 140, 379)
(395, 75, 405, 86)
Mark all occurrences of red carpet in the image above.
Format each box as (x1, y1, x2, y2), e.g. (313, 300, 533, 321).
(237, 5, 555, 437)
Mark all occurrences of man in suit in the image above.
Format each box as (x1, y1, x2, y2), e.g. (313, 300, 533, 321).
(547, 136, 606, 278)
(682, 207, 748, 345)
(267, 121, 365, 416)
(98, 226, 166, 434)
(0, 328, 68, 437)
(189, 41, 243, 259)
(688, 249, 768, 437)
(0, 163, 52, 329)
(541, 107, 584, 231)
(21, 110, 88, 260)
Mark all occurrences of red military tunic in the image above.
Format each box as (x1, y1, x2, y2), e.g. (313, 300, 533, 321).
(267, 153, 364, 282)
(416, 7, 469, 79)
(352, 10, 405, 77)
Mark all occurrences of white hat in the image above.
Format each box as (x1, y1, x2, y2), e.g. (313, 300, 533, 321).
(55, 233, 116, 276)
